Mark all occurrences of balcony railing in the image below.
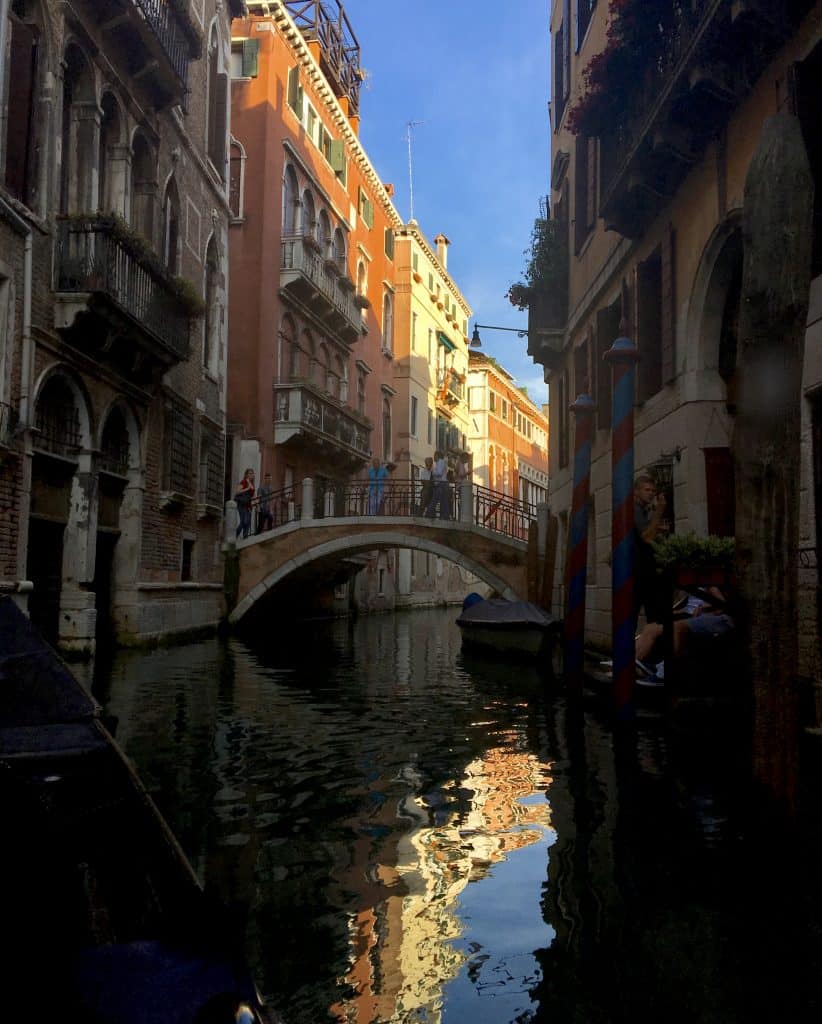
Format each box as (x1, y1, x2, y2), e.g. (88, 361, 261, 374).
(54, 217, 192, 362)
(597, 0, 794, 236)
(437, 369, 464, 404)
(133, 0, 191, 85)
(280, 236, 361, 343)
(283, 0, 362, 115)
(274, 379, 372, 460)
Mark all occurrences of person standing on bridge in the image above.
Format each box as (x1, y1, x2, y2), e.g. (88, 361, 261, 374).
(429, 450, 450, 519)
(257, 473, 274, 533)
(234, 468, 255, 539)
(418, 456, 434, 516)
(368, 457, 388, 515)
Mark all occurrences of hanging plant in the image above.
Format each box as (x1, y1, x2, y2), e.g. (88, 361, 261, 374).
(566, 0, 676, 137)
(354, 294, 371, 310)
(413, 272, 423, 284)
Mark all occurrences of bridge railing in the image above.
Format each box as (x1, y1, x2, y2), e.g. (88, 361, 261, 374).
(240, 478, 536, 542)
(473, 485, 537, 541)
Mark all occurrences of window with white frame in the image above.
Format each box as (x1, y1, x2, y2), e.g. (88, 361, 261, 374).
(381, 291, 393, 355)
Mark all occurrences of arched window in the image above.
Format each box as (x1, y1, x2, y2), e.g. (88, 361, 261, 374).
(283, 165, 299, 234)
(35, 376, 82, 458)
(381, 291, 393, 355)
(4, 0, 46, 208)
(337, 356, 348, 403)
(281, 315, 299, 379)
(382, 398, 392, 463)
(100, 407, 130, 476)
(333, 227, 346, 271)
(206, 25, 227, 176)
(357, 368, 367, 416)
(303, 330, 319, 387)
(356, 259, 367, 296)
(319, 343, 333, 395)
(130, 131, 157, 242)
(59, 43, 95, 215)
(317, 209, 331, 257)
(203, 237, 219, 372)
(301, 189, 315, 236)
(228, 137, 246, 219)
(163, 177, 181, 275)
(98, 93, 124, 214)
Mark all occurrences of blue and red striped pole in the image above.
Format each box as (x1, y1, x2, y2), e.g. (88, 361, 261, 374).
(565, 393, 596, 694)
(604, 335, 639, 720)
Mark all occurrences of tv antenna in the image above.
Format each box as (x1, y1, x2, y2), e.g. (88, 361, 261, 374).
(405, 119, 424, 221)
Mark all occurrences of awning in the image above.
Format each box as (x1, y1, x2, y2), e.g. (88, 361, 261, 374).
(437, 331, 456, 352)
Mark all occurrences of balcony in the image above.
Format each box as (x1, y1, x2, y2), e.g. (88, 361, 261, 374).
(280, 237, 362, 344)
(283, 0, 362, 116)
(527, 287, 566, 372)
(437, 369, 464, 408)
(54, 216, 192, 371)
(95, 0, 201, 108)
(274, 380, 372, 469)
(598, 0, 803, 237)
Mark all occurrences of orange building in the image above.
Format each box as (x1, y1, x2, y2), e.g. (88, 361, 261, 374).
(467, 352, 549, 508)
(228, 1, 403, 500)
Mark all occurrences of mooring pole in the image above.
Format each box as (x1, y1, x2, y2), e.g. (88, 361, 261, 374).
(565, 393, 596, 694)
(735, 113, 814, 815)
(605, 335, 639, 720)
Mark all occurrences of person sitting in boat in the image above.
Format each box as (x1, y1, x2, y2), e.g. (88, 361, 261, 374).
(635, 586, 733, 677)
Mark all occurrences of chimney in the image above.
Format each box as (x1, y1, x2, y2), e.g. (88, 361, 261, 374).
(384, 183, 395, 197)
(433, 233, 450, 270)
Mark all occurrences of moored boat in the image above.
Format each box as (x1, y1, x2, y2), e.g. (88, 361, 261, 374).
(456, 595, 561, 659)
(0, 596, 275, 1023)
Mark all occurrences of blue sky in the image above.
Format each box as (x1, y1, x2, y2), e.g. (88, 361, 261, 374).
(347, 0, 552, 407)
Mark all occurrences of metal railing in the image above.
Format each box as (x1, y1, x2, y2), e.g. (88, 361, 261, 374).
(283, 0, 362, 114)
(274, 380, 371, 457)
(243, 479, 536, 542)
(599, 0, 720, 202)
(54, 217, 192, 361)
(280, 236, 361, 336)
(133, 0, 191, 85)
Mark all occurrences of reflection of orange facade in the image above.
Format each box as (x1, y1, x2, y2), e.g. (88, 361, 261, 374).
(228, 4, 402, 492)
(329, 740, 553, 1023)
(467, 352, 549, 507)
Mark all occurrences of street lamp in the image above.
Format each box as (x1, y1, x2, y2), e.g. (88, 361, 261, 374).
(470, 322, 529, 348)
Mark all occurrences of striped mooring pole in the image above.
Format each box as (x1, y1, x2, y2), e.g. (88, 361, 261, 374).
(604, 335, 639, 720)
(565, 393, 596, 694)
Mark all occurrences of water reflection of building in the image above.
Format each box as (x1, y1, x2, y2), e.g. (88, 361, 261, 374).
(331, 739, 553, 1023)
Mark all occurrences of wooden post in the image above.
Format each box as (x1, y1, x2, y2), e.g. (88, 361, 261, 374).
(526, 520, 540, 602)
(735, 113, 814, 814)
(540, 515, 559, 613)
(566, 394, 596, 693)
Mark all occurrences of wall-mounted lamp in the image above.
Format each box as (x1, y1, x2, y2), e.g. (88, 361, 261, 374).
(470, 322, 528, 348)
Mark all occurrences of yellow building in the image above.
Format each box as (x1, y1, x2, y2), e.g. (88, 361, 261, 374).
(534, 0, 822, 686)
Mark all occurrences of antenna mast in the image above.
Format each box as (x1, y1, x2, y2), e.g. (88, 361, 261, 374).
(406, 119, 424, 221)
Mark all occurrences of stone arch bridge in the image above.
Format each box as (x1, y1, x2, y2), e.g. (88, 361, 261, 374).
(226, 479, 547, 624)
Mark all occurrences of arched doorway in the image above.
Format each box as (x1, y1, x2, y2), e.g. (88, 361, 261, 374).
(694, 221, 743, 538)
(27, 376, 83, 644)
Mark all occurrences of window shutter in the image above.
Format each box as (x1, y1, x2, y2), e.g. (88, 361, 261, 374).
(242, 38, 259, 77)
(661, 223, 677, 383)
(329, 139, 345, 173)
(574, 134, 589, 254)
(596, 302, 619, 430)
(5, 15, 38, 203)
(212, 73, 228, 176)
(363, 197, 374, 229)
(384, 228, 394, 259)
(287, 66, 303, 118)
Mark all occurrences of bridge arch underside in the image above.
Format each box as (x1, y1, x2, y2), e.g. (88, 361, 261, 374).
(230, 522, 529, 624)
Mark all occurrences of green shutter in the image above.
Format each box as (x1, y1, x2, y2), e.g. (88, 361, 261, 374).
(287, 66, 303, 118)
(242, 38, 259, 77)
(384, 228, 394, 259)
(329, 139, 345, 173)
(362, 197, 374, 229)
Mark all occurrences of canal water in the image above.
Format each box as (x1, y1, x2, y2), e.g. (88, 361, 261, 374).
(94, 607, 822, 1024)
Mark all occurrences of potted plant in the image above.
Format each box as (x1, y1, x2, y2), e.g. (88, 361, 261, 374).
(652, 531, 736, 586)
(354, 293, 371, 310)
(413, 272, 423, 284)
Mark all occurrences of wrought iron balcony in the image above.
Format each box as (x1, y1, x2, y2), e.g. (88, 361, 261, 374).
(283, 0, 362, 115)
(54, 217, 192, 364)
(598, 0, 800, 237)
(274, 379, 372, 465)
(94, 0, 200, 107)
(280, 236, 361, 343)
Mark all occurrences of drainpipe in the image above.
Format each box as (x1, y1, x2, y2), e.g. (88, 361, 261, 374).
(0, 198, 33, 428)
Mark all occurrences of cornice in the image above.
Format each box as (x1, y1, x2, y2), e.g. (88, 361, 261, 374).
(267, 3, 403, 228)
(394, 224, 471, 317)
